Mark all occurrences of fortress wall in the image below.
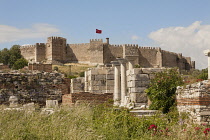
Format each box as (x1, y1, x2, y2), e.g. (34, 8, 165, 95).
(162, 50, 179, 67)
(51, 37, 67, 62)
(20, 45, 36, 62)
(138, 47, 158, 67)
(89, 39, 104, 64)
(67, 43, 90, 63)
(36, 43, 46, 62)
(103, 45, 123, 64)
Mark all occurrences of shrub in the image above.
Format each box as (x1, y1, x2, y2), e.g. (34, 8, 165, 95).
(145, 68, 184, 113)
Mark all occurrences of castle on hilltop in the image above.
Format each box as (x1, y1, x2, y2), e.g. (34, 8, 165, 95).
(20, 36, 195, 70)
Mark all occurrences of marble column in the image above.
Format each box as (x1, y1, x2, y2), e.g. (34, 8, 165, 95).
(111, 61, 121, 106)
(117, 58, 127, 106)
(204, 50, 210, 79)
(126, 56, 137, 70)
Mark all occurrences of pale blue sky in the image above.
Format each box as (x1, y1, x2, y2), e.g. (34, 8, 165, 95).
(0, 0, 210, 69)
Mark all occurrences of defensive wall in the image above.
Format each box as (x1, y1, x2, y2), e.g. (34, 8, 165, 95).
(20, 36, 195, 71)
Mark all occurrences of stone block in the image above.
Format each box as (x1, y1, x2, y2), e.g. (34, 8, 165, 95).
(95, 75, 106, 80)
(141, 68, 165, 74)
(128, 80, 150, 87)
(130, 87, 146, 93)
(130, 93, 147, 103)
(106, 80, 114, 86)
(106, 74, 114, 80)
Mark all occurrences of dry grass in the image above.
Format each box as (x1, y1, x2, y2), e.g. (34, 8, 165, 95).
(53, 63, 95, 77)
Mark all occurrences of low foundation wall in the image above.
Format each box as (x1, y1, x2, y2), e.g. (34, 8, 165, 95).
(176, 80, 210, 124)
(62, 92, 113, 106)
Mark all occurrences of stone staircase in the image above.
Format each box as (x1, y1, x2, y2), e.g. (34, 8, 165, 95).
(129, 103, 159, 117)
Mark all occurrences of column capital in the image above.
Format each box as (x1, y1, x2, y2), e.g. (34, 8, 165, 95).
(111, 61, 120, 66)
(204, 50, 210, 56)
(116, 58, 127, 64)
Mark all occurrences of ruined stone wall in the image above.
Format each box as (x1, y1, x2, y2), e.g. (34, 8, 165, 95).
(28, 64, 52, 72)
(62, 92, 113, 106)
(103, 44, 123, 64)
(20, 45, 36, 62)
(85, 67, 114, 93)
(70, 77, 85, 93)
(138, 47, 158, 67)
(35, 43, 46, 62)
(0, 72, 70, 106)
(176, 80, 210, 124)
(66, 43, 90, 63)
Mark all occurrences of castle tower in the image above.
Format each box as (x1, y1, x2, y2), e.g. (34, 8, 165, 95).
(46, 36, 67, 63)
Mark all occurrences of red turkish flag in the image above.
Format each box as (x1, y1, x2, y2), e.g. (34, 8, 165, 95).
(96, 29, 102, 34)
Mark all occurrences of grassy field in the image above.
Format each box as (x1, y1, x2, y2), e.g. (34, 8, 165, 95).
(0, 104, 210, 140)
(53, 63, 96, 77)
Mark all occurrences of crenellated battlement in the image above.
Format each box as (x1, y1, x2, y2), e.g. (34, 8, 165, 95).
(20, 45, 36, 49)
(124, 44, 139, 47)
(139, 46, 158, 50)
(90, 39, 103, 42)
(68, 43, 90, 46)
(36, 43, 46, 46)
(19, 36, 194, 71)
(110, 44, 124, 47)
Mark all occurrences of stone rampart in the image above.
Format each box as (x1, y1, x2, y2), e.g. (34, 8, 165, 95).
(20, 36, 195, 71)
(176, 80, 210, 124)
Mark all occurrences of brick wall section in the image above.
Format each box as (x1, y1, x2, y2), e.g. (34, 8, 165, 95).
(62, 92, 113, 106)
(0, 65, 9, 70)
(176, 80, 210, 124)
(28, 64, 52, 72)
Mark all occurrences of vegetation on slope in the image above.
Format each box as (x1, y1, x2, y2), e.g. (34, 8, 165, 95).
(0, 105, 210, 140)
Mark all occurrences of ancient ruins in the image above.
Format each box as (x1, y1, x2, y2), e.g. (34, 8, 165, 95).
(20, 36, 195, 71)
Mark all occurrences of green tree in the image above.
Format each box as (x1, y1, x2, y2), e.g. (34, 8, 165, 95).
(197, 68, 208, 80)
(12, 58, 28, 70)
(0, 48, 10, 65)
(145, 68, 184, 113)
(9, 45, 22, 67)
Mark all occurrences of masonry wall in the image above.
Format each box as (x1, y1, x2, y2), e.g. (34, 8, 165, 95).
(89, 39, 104, 64)
(176, 80, 210, 124)
(66, 43, 90, 63)
(138, 47, 158, 67)
(20, 45, 36, 62)
(35, 43, 46, 62)
(28, 64, 52, 72)
(103, 45, 123, 64)
(162, 50, 179, 68)
(62, 92, 113, 106)
(0, 72, 70, 106)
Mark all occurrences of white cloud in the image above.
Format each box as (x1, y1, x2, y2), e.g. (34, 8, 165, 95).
(131, 35, 140, 40)
(0, 24, 60, 43)
(149, 21, 210, 69)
